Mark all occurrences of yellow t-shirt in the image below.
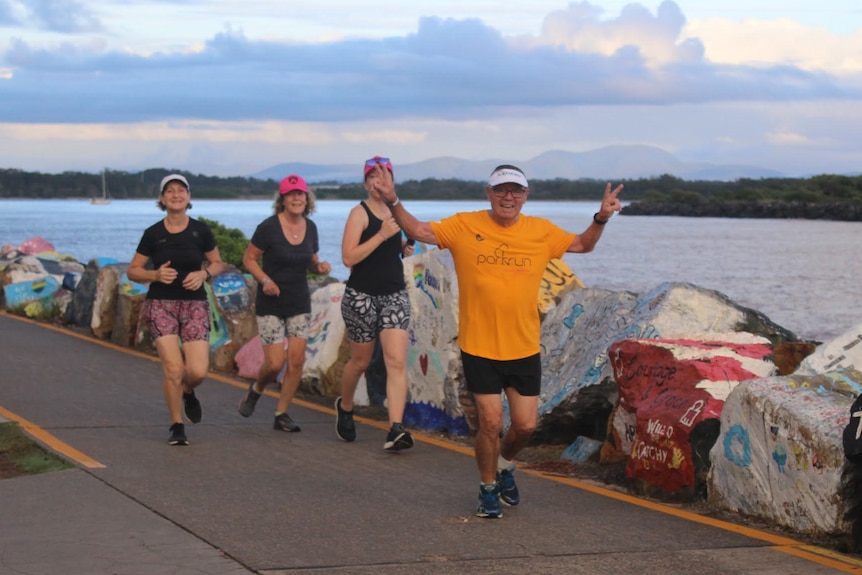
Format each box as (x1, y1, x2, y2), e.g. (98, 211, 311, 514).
(430, 210, 575, 361)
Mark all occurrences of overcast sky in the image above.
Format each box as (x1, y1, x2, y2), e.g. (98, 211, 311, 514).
(1, 0, 860, 177)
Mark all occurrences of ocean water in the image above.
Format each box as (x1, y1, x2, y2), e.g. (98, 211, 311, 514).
(1, 198, 860, 342)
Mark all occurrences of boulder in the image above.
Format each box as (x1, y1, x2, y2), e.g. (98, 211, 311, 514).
(535, 282, 803, 446)
(708, 369, 862, 535)
(538, 258, 584, 317)
(561, 436, 604, 464)
(91, 265, 125, 339)
(401, 251, 470, 435)
(605, 336, 777, 498)
(209, 268, 256, 372)
(204, 282, 231, 352)
(235, 335, 286, 380)
(796, 321, 862, 375)
(110, 273, 147, 348)
(64, 258, 118, 328)
(301, 282, 351, 398)
(16, 236, 55, 255)
(3, 276, 61, 315)
(3, 254, 84, 284)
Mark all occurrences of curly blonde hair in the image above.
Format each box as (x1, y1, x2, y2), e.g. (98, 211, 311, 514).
(273, 189, 316, 216)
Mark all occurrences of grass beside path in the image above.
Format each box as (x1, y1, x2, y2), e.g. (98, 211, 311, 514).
(0, 421, 74, 479)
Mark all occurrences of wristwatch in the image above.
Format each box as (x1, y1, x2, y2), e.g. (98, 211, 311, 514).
(205, 268, 212, 281)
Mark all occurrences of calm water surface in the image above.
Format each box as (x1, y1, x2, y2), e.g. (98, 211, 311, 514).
(2, 198, 860, 342)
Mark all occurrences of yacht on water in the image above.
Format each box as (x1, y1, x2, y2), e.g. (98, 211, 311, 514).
(91, 170, 112, 205)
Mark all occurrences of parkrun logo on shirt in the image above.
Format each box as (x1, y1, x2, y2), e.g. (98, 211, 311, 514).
(476, 243, 532, 269)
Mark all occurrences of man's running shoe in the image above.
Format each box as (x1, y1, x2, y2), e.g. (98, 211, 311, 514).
(334, 396, 356, 442)
(273, 413, 301, 432)
(182, 391, 202, 424)
(383, 422, 414, 451)
(497, 468, 520, 506)
(168, 423, 188, 446)
(476, 484, 502, 518)
(237, 384, 262, 417)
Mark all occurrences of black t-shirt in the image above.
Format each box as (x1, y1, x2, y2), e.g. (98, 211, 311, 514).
(250, 215, 319, 317)
(346, 202, 405, 296)
(135, 217, 216, 301)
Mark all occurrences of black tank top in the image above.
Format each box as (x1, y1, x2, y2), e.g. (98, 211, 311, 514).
(345, 201, 406, 295)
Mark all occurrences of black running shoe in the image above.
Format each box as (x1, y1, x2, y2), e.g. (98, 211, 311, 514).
(273, 412, 301, 432)
(183, 391, 202, 424)
(168, 423, 188, 446)
(334, 396, 356, 442)
(383, 422, 414, 452)
(238, 383, 262, 418)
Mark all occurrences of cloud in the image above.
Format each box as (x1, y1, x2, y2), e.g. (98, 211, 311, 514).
(2, 1, 861, 178)
(684, 17, 862, 73)
(766, 130, 810, 146)
(9, 0, 103, 33)
(537, 0, 704, 66)
(1, 3, 858, 126)
(0, 0, 19, 25)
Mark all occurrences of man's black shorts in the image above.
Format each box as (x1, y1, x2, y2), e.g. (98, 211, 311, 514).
(460, 350, 541, 396)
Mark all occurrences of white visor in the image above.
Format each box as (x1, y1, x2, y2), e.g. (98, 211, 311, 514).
(488, 167, 528, 188)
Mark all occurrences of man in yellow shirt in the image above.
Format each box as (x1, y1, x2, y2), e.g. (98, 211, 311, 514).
(374, 162, 623, 518)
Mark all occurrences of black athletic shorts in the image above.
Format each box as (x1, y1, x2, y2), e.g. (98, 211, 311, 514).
(460, 350, 541, 397)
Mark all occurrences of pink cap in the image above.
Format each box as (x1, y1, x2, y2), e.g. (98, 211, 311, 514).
(279, 174, 308, 194)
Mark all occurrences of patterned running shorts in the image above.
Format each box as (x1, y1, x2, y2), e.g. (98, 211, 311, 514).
(256, 313, 310, 345)
(144, 299, 210, 343)
(340, 286, 411, 343)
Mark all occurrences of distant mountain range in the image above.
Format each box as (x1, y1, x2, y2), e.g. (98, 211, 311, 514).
(251, 145, 785, 184)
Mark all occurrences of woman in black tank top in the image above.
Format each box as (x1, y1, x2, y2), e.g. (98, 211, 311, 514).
(335, 156, 416, 452)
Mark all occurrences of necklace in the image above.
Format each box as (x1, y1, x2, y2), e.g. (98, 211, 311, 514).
(280, 213, 304, 240)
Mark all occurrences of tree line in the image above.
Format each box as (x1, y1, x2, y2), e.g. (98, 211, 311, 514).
(2, 168, 861, 207)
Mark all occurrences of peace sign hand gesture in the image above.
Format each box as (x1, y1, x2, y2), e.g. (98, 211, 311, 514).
(598, 183, 624, 221)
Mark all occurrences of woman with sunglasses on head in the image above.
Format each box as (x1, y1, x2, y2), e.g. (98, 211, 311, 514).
(237, 175, 332, 432)
(127, 174, 225, 446)
(335, 156, 414, 451)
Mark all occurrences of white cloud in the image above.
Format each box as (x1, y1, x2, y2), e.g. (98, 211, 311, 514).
(1, 1, 861, 177)
(536, 1, 704, 66)
(684, 17, 862, 73)
(766, 131, 810, 145)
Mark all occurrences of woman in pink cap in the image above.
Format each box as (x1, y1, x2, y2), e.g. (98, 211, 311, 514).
(127, 174, 225, 446)
(237, 174, 331, 432)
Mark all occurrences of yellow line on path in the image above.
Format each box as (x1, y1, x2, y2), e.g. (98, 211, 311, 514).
(5, 311, 862, 571)
(0, 405, 105, 469)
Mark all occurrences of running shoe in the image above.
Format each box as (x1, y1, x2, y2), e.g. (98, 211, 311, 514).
(497, 468, 520, 506)
(237, 383, 262, 418)
(335, 396, 356, 442)
(273, 412, 301, 432)
(168, 423, 188, 446)
(476, 484, 502, 518)
(182, 391, 202, 424)
(383, 422, 414, 452)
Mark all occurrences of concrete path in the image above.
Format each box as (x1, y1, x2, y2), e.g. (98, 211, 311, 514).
(1, 312, 860, 575)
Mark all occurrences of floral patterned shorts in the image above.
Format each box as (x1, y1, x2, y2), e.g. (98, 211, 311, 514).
(340, 287, 410, 343)
(256, 313, 310, 345)
(144, 299, 210, 343)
